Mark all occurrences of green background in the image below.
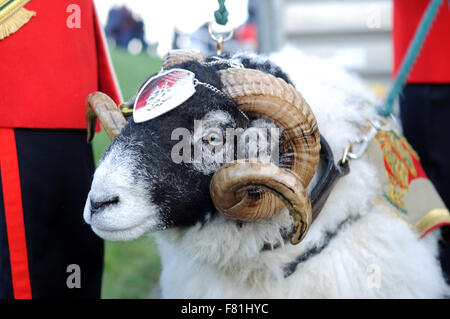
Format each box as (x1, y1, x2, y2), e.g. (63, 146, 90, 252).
(91, 49, 162, 299)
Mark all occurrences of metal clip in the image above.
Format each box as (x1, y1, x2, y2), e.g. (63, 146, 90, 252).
(341, 143, 352, 164)
(342, 119, 380, 163)
(208, 21, 234, 55)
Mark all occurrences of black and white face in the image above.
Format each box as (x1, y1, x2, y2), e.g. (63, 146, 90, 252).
(83, 57, 294, 242)
(83, 62, 252, 241)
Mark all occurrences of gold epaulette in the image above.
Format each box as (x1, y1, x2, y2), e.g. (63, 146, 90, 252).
(0, 0, 36, 40)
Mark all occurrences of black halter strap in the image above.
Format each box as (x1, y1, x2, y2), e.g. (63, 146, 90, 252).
(310, 136, 350, 221)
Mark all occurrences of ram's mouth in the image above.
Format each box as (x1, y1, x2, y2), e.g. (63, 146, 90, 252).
(84, 193, 162, 241)
(90, 217, 158, 241)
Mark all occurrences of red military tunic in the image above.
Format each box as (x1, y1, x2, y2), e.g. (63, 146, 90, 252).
(0, 0, 121, 299)
(0, 0, 122, 129)
(393, 0, 450, 83)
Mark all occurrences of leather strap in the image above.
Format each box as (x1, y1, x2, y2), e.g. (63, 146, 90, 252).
(310, 136, 350, 221)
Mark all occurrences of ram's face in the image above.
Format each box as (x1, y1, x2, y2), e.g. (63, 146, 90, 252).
(83, 76, 250, 241)
(83, 56, 317, 244)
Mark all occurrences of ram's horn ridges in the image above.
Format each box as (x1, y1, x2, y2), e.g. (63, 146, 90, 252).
(86, 92, 127, 143)
(162, 49, 205, 69)
(210, 68, 321, 244)
(210, 160, 312, 245)
(218, 68, 320, 185)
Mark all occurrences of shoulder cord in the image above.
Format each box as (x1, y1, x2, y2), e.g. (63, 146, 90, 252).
(214, 0, 229, 26)
(378, 0, 445, 116)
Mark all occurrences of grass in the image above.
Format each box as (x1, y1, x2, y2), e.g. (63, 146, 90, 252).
(101, 235, 162, 299)
(91, 48, 163, 299)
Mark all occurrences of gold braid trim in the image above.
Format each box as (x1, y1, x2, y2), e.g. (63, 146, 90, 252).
(0, 0, 36, 40)
(415, 208, 450, 237)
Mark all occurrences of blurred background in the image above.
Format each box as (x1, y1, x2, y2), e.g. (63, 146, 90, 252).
(92, 0, 392, 298)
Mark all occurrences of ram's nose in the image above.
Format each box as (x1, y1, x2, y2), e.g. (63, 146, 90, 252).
(90, 196, 120, 215)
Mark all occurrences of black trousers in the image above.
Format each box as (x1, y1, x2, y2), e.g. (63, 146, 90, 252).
(400, 83, 450, 283)
(0, 129, 103, 299)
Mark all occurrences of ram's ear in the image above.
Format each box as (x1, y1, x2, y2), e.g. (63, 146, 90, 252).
(86, 92, 128, 143)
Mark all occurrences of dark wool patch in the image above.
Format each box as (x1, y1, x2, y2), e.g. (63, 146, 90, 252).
(103, 54, 295, 228)
(233, 55, 293, 85)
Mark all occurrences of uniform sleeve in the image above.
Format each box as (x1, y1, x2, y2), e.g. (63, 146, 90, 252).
(92, 3, 123, 132)
(93, 3, 123, 106)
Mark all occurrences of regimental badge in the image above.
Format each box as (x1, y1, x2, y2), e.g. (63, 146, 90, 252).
(133, 69, 196, 123)
(365, 122, 450, 238)
(374, 130, 426, 213)
(0, 0, 36, 40)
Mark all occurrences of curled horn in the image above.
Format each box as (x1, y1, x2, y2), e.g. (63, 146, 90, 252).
(86, 92, 127, 143)
(210, 68, 321, 244)
(162, 49, 205, 69)
(210, 161, 311, 244)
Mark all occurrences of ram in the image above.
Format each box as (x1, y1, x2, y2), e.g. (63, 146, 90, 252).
(83, 48, 450, 298)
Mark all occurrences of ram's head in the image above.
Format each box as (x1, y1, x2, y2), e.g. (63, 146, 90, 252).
(83, 50, 320, 245)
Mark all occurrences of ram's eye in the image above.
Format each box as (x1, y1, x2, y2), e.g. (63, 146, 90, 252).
(204, 130, 223, 146)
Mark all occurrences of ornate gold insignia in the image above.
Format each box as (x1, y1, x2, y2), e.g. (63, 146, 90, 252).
(375, 130, 422, 213)
(0, 0, 36, 40)
(367, 120, 450, 238)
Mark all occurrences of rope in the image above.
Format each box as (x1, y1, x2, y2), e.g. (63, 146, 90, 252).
(214, 0, 228, 25)
(377, 0, 445, 116)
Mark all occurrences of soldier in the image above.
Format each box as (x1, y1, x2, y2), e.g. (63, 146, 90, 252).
(0, 0, 122, 298)
(393, 0, 450, 282)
